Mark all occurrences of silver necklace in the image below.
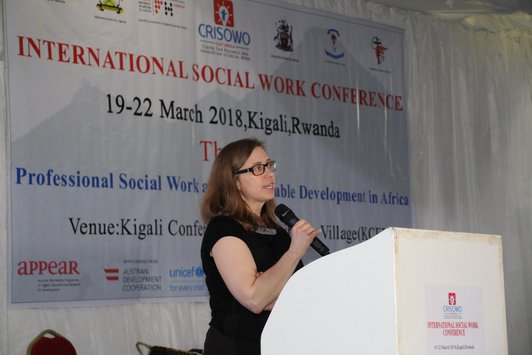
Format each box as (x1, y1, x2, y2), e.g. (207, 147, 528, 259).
(254, 227, 277, 235)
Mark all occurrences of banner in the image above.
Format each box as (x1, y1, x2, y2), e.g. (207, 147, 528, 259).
(6, 0, 410, 306)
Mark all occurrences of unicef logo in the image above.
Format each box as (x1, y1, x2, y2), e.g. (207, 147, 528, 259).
(169, 266, 205, 278)
(195, 266, 205, 278)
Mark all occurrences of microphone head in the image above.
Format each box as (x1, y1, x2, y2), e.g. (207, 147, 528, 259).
(274, 203, 289, 216)
(275, 204, 299, 227)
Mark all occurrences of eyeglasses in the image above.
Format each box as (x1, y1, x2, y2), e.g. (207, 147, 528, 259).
(235, 160, 277, 176)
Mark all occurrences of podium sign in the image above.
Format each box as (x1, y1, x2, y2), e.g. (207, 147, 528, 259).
(262, 228, 508, 355)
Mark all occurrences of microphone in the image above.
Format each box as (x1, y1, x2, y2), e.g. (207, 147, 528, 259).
(274, 204, 330, 256)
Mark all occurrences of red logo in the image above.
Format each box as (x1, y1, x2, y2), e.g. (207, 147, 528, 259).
(104, 268, 120, 281)
(214, 0, 234, 27)
(17, 260, 80, 275)
(371, 37, 388, 64)
(448, 292, 457, 305)
(154, 0, 174, 16)
(154, 0, 163, 14)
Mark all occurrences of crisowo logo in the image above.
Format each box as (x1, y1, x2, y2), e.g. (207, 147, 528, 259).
(169, 266, 205, 278)
(443, 292, 463, 313)
(197, 0, 251, 46)
(17, 260, 80, 276)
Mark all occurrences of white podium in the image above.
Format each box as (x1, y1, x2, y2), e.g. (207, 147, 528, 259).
(262, 228, 508, 355)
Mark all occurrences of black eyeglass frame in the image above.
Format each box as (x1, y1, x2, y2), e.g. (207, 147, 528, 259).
(235, 160, 277, 176)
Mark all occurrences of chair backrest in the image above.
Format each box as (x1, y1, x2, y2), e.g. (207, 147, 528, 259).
(136, 341, 203, 355)
(27, 329, 77, 355)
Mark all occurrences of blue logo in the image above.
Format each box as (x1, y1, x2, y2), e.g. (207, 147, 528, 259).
(443, 305, 463, 313)
(198, 0, 251, 47)
(169, 266, 204, 278)
(324, 29, 344, 59)
(195, 266, 205, 277)
(198, 24, 251, 46)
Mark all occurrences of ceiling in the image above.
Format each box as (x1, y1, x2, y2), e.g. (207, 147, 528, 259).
(368, 0, 532, 15)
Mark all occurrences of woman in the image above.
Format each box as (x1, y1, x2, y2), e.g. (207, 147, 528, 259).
(200, 138, 319, 355)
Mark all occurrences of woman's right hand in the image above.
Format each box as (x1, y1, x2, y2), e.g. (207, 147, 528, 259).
(288, 219, 320, 258)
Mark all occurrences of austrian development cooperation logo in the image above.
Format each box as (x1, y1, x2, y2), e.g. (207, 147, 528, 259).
(104, 266, 163, 292)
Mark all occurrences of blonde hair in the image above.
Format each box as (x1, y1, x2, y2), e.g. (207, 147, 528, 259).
(200, 138, 277, 230)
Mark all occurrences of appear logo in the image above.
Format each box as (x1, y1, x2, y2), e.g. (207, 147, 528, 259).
(325, 28, 344, 59)
(274, 18, 293, 52)
(96, 0, 124, 14)
(197, 0, 251, 46)
(371, 36, 387, 64)
(17, 260, 80, 276)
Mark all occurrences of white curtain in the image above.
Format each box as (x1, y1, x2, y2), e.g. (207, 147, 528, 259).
(405, 11, 532, 355)
(1, 1, 531, 354)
